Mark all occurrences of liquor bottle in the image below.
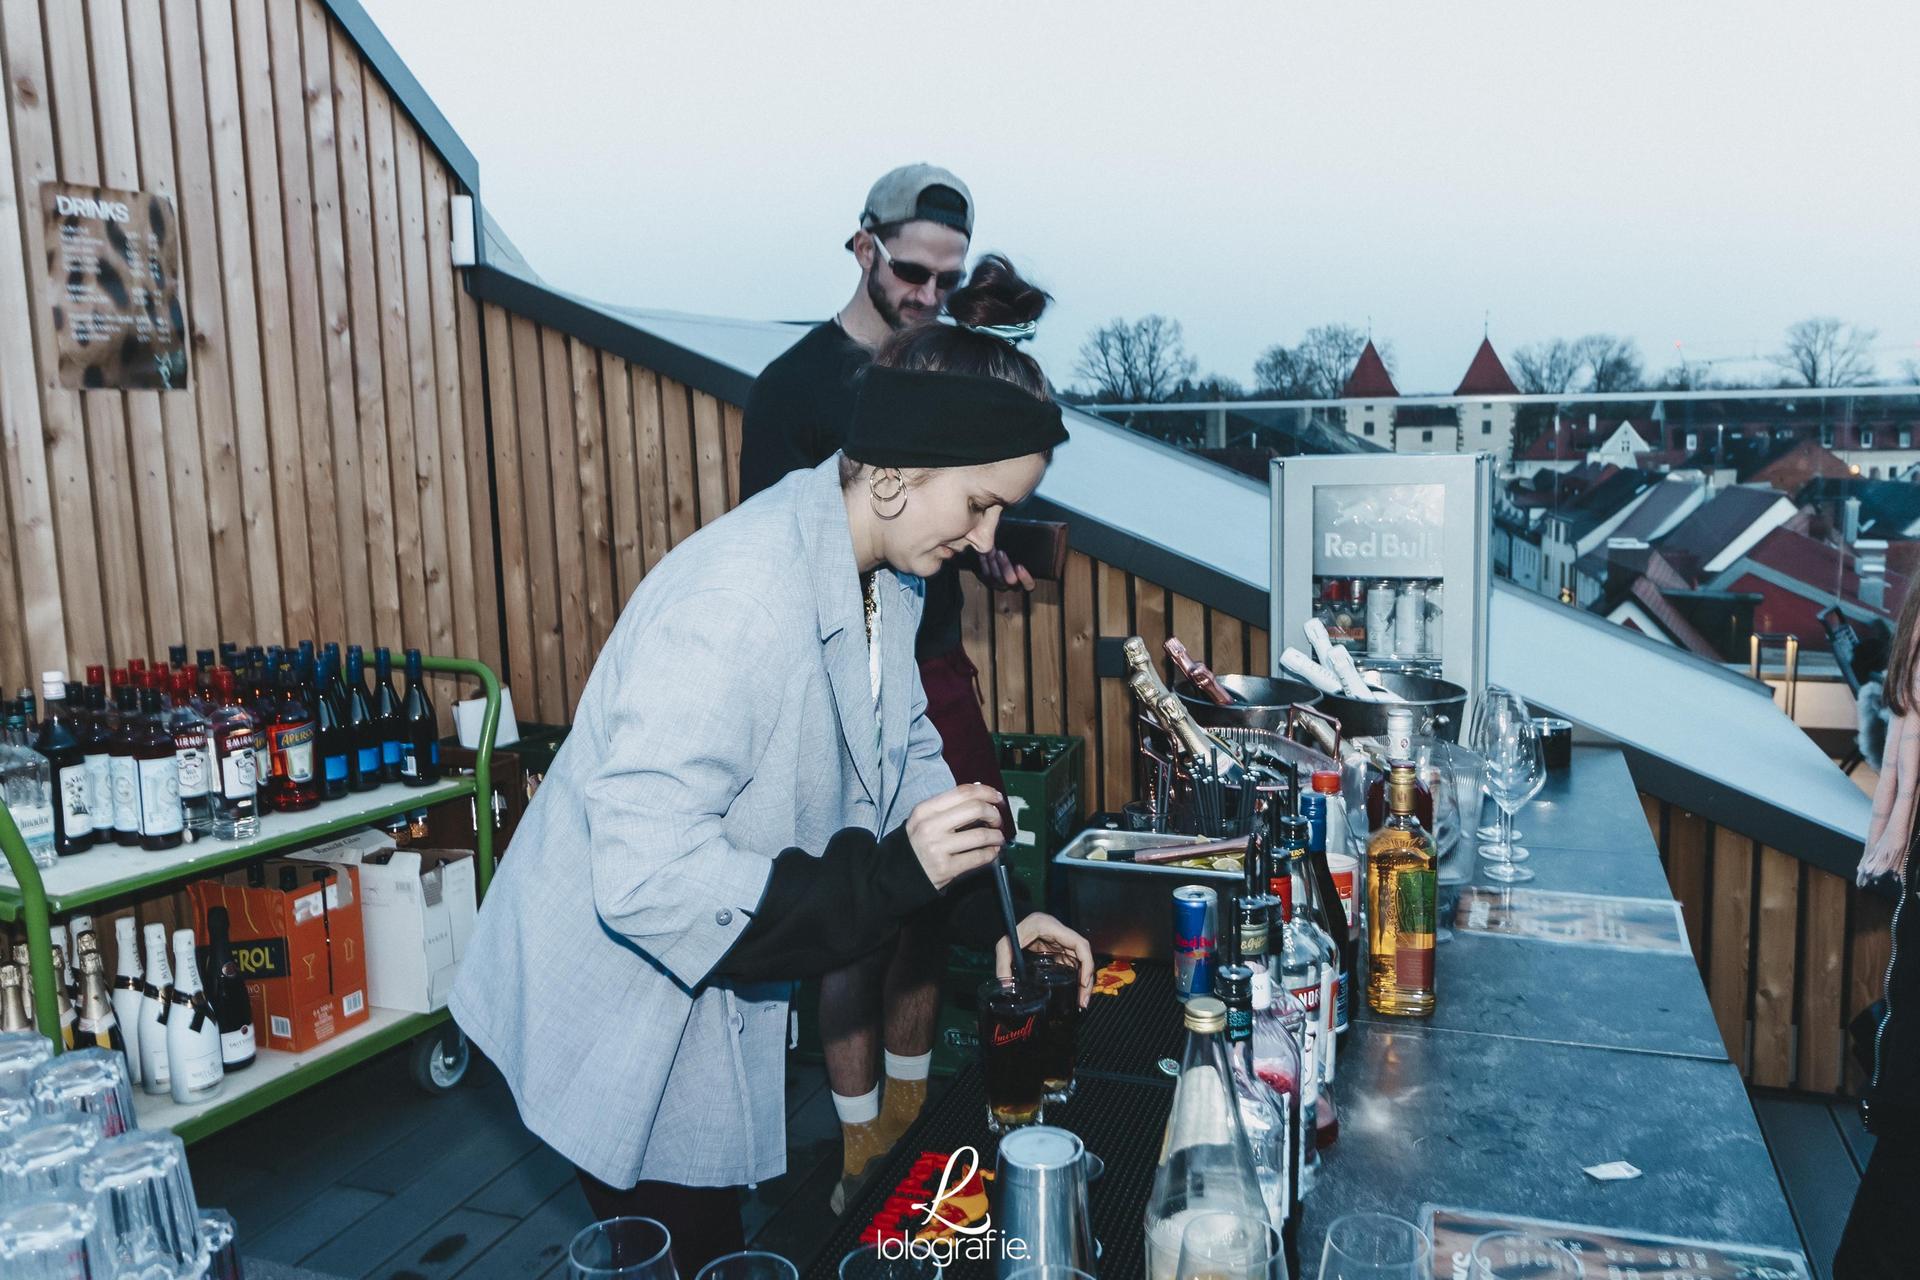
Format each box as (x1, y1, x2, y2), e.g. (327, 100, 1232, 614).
(111, 918, 145, 1087)
(48, 943, 75, 1049)
(0, 964, 27, 1031)
(195, 649, 216, 697)
(72, 947, 128, 1065)
(203, 907, 256, 1072)
(34, 672, 95, 854)
(400, 649, 440, 786)
(344, 646, 379, 791)
(167, 643, 189, 674)
(138, 923, 173, 1095)
(373, 647, 403, 783)
(1297, 794, 1352, 1041)
(81, 676, 114, 833)
(208, 668, 262, 840)
(1165, 636, 1236, 706)
(165, 928, 225, 1105)
(1365, 707, 1435, 830)
(1367, 763, 1438, 1018)
(1249, 961, 1308, 1256)
(168, 669, 213, 839)
(247, 663, 274, 795)
(1283, 834, 1342, 1148)
(108, 677, 143, 846)
(134, 688, 184, 850)
(1214, 916, 1294, 1259)
(1144, 996, 1273, 1280)
(314, 652, 350, 801)
(14, 686, 37, 736)
(266, 659, 320, 812)
(0, 707, 55, 869)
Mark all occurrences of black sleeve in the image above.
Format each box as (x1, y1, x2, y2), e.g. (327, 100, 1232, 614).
(738, 372, 828, 503)
(713, 826, 939, 981)
(941, 861, 1036, 952)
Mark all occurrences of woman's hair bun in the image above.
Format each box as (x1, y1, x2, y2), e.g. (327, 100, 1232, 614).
(945, 254, 1050, 331)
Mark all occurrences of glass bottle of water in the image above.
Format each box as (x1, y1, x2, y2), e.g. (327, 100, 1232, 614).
(0, 699, 56, 868)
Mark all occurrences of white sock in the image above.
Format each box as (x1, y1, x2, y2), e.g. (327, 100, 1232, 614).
(830, 1085, 881, 1125)
(883, 1050, 932, 1081)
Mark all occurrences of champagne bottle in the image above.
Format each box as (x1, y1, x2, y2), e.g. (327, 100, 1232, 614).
(108, 676, 143, 846)
(0, 964, 29, 1032)
(134, 688, 184, 850)
(166, 928, 225, 1105)
(1122, 637, 1248, 778)
(373, 647, 403, 783)
(400, 648, 440, 786)
(1166, 636, 1236, 706)
(50, 943, 76, 1049)
(345, 645, 380, 791)
(34, 672, 95, 854)
(1366, 763, 1438, 1018)
(73, 948, 129, 1074)
(204, 908, 256, 1072)
(111, 918, 145, 1087)
(12, 943, 31, 1025)
(208, 668, 262, 840)
(138, 923, 173, 1096)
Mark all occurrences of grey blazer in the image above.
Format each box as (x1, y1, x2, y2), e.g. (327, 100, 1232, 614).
(450, 456, 954, 1188)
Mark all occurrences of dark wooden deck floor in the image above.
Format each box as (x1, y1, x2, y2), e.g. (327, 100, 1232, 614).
(191, 1044, 918, 1279)
(1750, 1090, 1875, 1280)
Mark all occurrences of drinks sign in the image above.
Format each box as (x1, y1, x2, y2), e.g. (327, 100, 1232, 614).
(1312, 482, 1446, 577)
(41, 182, 188, 390)
(1423, 1205, 1810, 1280)
(1453, 887, 1689, 954)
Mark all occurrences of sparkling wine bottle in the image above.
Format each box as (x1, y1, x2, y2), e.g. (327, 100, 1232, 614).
(73, 948, 129, 1071)
(111, 918, 145, 1087)
(204, 908, 256, 1072)
(138, 923, 173, 1096)
(166, 928, 225, 1105)
(0, 964, 28, 1031)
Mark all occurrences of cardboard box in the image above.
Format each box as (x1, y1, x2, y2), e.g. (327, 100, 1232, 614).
(293, 830, 478, 1014)
(188, 860, 369, 1053)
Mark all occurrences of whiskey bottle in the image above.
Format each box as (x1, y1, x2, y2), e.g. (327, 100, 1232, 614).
(1366, 763, 1438, 1017)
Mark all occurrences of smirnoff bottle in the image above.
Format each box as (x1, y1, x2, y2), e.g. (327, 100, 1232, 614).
(208, 668, 261, 840)
(111, 918, 145, 1087)
(165, 928, 225, 1105)
(137, 923, 173, 1096)
(168, 669, 213, 838)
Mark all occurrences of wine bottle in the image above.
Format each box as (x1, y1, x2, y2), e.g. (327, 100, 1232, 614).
(208, 668, 262, 840)
(138, 923, 173, 1095)
(203, 908, 256, 1072)
(400, 648, 440, 786)
(267, 658, 321, 812)
(81, 667, 114, 826)
(108, 676, 143, 846)
(34, 672, 96, 854)
(0, 964, 28, 1032)
(111, 918, 144, 1087)
(165, 928, 225, 1104)
(134, 688, 184, 850)
(345, 646, 379, 791)
(315, 651, 350, 801)
(168, 669, 213, 839)
(373, 647, 403, 783)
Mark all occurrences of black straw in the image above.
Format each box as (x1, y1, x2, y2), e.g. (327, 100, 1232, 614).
(993, 853, 1026, 983)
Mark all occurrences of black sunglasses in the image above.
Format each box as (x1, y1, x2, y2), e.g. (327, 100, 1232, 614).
(872, 237, 964, 291)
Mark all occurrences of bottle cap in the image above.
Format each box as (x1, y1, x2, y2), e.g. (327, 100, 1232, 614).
(40, 671, 67, 700)
(1311, 770, 1341, 794)
(1183, 996, 1227, 1033)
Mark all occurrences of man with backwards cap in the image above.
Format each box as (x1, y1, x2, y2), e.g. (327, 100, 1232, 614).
(740, 166, 1040, 1210)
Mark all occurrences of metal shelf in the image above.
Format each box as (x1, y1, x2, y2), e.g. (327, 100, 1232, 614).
(0, 655, 501, 1144)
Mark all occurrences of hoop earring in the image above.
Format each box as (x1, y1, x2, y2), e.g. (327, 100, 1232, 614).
(868, 467, 908, 519)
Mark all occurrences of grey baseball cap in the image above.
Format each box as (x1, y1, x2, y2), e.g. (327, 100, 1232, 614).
(856, 163, 974, 238)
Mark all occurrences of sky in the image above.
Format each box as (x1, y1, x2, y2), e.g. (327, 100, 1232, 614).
(360, 1, 1920, 395)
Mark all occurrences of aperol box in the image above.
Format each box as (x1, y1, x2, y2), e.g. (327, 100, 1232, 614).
(188, 859, 369, 1053)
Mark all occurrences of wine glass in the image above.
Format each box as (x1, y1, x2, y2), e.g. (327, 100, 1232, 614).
(1469, 691, 1522, 845)
(1176, 1211, 1283, 1280)
(838, 1242, 939, 1280)
(695, 1253, 798, 1280)
(1319, 1212, 1433, 1280)
(1474, 696, 1543, 884)
(568, 1217, 676, 1280)
(1467, 1231, 1585, 1278)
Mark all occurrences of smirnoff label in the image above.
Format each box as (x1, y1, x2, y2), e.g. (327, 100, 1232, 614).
(173, 731, 209, 797)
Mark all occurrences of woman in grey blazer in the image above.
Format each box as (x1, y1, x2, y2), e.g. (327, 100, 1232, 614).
(450, 260, 1090, 1269)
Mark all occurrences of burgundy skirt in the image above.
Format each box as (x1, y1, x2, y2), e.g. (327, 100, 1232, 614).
(917, 645, 1012, 836)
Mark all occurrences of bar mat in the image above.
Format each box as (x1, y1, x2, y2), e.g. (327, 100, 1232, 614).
(800, 1068, 1172, 1280)
(1076, 959, 1185, 1082)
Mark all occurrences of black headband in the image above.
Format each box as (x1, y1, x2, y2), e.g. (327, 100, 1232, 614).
(844, 365, 1068, 469)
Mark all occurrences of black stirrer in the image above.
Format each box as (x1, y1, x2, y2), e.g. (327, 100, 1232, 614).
(993, 850, 1026, 983)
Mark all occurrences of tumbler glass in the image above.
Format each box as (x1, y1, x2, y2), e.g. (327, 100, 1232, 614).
(569, 1216, 677, 1280)
(0, 1029, 53, 1096)
(29, 1046, 137, 1137)
(200, 1208, 241, 1280)
(694, 1251, 800, 1280)
(0, 1194, 113, 1278)
(977, 975, 1049, 1132)
(0, 1111, 105, 1201)
(80, 1130, 205, 1278)
(1467, 1232, 1585, 1279)
(1032, 952, 1082, 1105)
(0, 1092, 33, 1136)
(1176, 1211, 1283, 1280)
(1319, 1212, 1433, 1280)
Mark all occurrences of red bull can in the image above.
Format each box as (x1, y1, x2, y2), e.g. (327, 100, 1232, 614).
(1172, 885, 1218, 1002)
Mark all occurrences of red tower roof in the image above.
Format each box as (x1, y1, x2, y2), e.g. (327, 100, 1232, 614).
(1343, 341, 1400, 398)
(1454, 337, 1520, 396)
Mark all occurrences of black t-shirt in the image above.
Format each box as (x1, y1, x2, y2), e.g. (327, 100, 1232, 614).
(739, 320, 965, 660)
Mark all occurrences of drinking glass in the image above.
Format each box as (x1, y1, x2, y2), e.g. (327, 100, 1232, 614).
(0, 1030, 54, 1095)
(1468, 691, 1522, 844)
(1473, 691, 1543, 883)
(1319, 1211, 1433, 1280)
(79, 1129, 204, 1278)
(0, 1194, 114, 1278)
(569, 1216, 677, 1280)
(1467, 1231, 1585, 1278)
(0, 1111, 104, 1201)
(0, 1093, 33, 1136)
(838, 1241, 940, 1280)
(1031, 952, 1081, 1104)
(1176, 1211, 1283, 1280)
(978, 974, 1048, 1132)
(29, 1046, 136, 1137)
(200, 1208, 241, 1280)
(695, 1251, 799, 1280)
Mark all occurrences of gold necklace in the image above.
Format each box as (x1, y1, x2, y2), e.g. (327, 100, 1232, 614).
(862, 573, 879, 642)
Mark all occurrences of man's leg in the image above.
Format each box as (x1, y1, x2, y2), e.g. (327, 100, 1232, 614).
(818, 947, 891, 1211)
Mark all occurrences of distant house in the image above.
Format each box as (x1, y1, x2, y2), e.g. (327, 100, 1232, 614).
(1707, 525, 1905, 646)
(1335, 338, 1521, 464)
(1796, 476, 1920, 542)
(1826, 421, 1920, 479)
(1746, 439, 1853, 495)
(1588, 420, 1658, 469)
(1540, 469, 1662, 604)
(1656, 485, 1798, 579)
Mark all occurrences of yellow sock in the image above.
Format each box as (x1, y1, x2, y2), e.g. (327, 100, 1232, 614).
(840, 1117, 891, 1178)
(876, 1049, 933, 1145)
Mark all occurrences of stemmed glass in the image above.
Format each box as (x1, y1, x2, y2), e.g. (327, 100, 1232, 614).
(569, 1217, 677, 1280)
(1473, 690, 1543, 884)
(1319, 1212, 1433, 1280)
(1469, 695, 1522, 846)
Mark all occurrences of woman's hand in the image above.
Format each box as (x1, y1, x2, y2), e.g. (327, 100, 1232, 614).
(977, 549, 1036, 592)
(905, 784, 1006, 891)
(995, 913, 1096, 1008)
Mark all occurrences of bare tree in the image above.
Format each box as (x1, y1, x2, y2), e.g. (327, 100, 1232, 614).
(1172, 373, 1246, 402)
(1571, 334, 1645, 392)
(1772, 316, 1879, 387)
(1511, 339, 1584, 394)
(1901, 357, 1920, 386)
(1074, 315, 1198, 403)
(1253, 323, 1382, 399)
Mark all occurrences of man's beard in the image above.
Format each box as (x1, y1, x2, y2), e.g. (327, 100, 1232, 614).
(866, 269, 933, 332)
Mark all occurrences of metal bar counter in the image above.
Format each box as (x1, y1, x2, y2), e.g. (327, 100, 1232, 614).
(805, 746, 1806, 1276)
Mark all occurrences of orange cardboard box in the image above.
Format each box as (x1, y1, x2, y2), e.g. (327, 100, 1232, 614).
(188, 859, 369, 1053)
